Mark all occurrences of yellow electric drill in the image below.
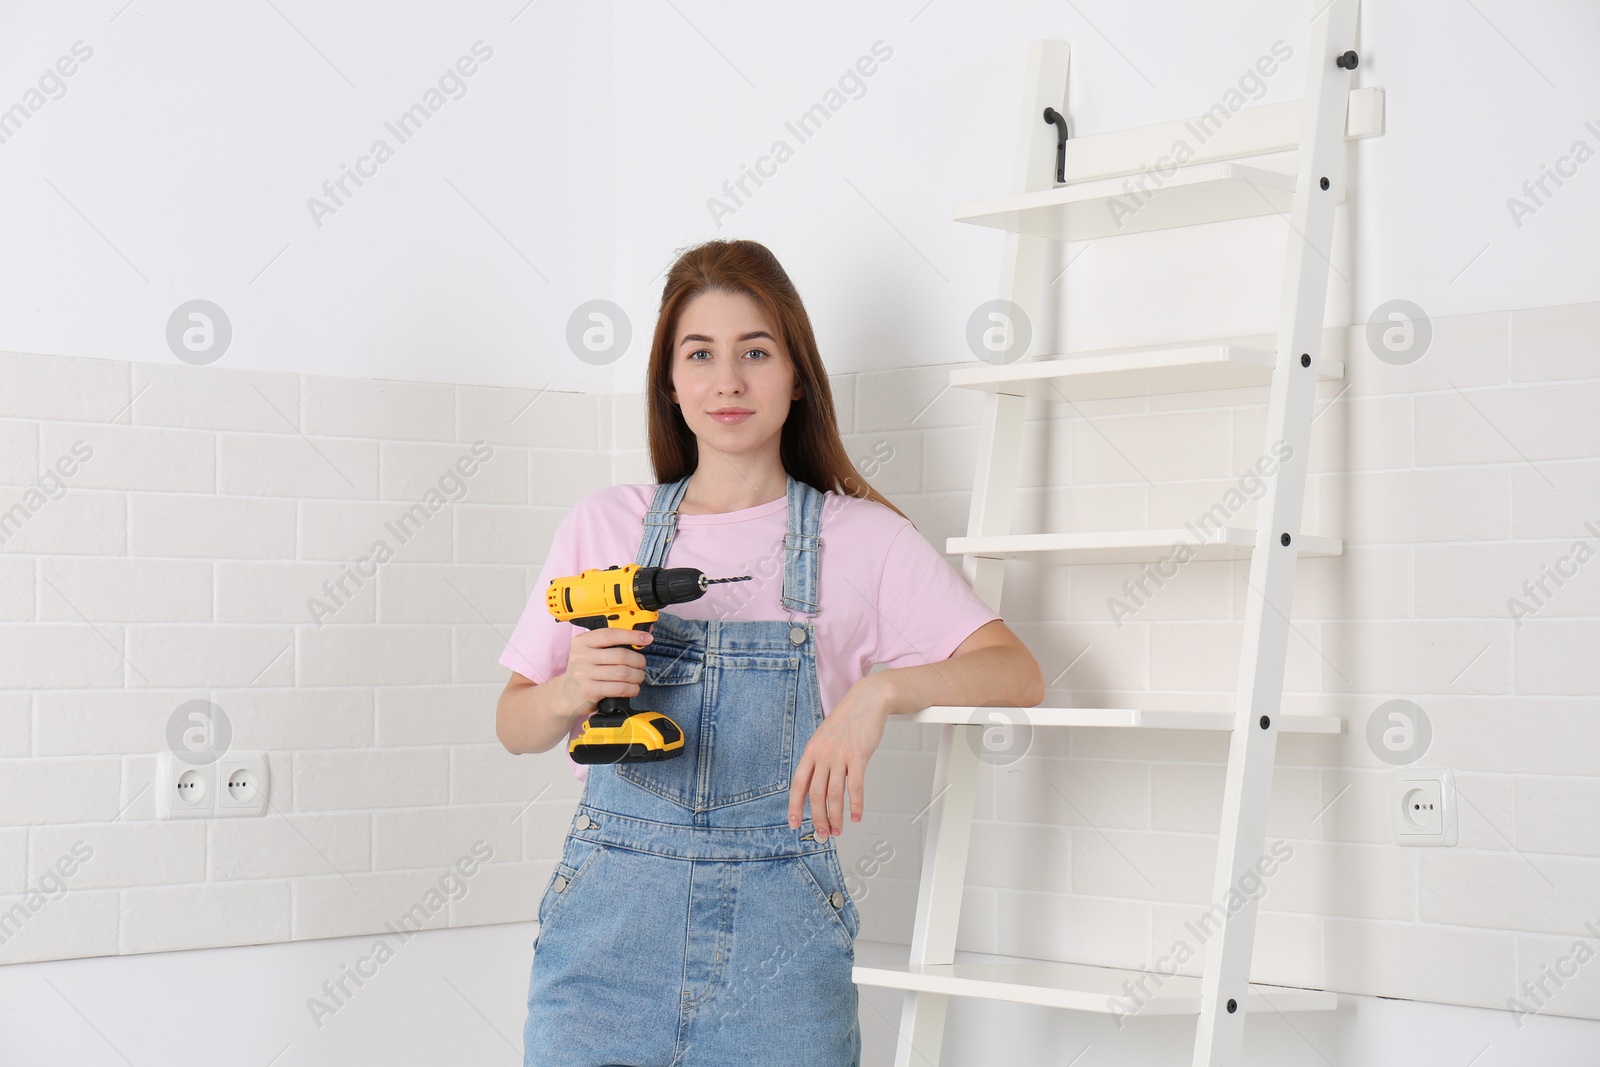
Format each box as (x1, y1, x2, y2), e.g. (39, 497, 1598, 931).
(546, 564, 751, 764)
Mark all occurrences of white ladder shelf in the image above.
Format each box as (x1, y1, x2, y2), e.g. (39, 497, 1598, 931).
(853, 5, 1381, 1066)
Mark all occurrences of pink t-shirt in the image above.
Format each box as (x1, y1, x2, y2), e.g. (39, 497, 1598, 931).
(498, 482, 1003, 778)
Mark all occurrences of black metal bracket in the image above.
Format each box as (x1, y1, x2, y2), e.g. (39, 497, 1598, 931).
(1043, 107, 1069, 183)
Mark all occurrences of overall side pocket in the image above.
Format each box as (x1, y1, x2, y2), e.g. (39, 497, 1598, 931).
(792, 848, 859, 952)
(535, 835, 606, 940)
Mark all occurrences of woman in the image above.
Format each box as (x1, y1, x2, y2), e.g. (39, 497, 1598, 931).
(496, 238, 1044, 1066)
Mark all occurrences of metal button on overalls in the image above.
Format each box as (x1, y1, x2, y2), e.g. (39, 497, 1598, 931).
(523, 473, 861, 1067)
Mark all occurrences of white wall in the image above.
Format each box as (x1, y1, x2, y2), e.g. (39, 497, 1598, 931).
(0, 0, 614, 390)
(5, 0, 1600, 1063)
(608, 0, 1600, 385)
(8, 2, 1596, 388)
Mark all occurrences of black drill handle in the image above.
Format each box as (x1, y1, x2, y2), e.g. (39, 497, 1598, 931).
(568, 615, 659, 724)
(591, 697, 634, 728)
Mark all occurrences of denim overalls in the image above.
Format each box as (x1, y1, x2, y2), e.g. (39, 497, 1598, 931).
(523, 472, 862, 1067)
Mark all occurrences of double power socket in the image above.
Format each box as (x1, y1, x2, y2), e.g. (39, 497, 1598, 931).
(156, 751, 270, 819)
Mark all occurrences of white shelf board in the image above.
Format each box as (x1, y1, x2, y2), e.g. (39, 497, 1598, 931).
(952, 161, 1345, 241)
(947, 528, 1343, 566)
(950, 343, 1344, 402)
(853, 957, 1337, 1014)
(905, 705, 1342, 734)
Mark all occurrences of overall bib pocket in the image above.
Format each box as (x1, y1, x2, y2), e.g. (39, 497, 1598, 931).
(698, 651, 800, 808)
(616, 645, 802, 810)
(613, 640, 704, 806)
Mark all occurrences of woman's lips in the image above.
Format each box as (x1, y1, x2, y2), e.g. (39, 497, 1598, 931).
(710, 411, 754, 424)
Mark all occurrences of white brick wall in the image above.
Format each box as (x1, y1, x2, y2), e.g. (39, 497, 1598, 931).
(5, 302, 1598, 1024)
(0, 351, 591, 965)
(824, 302, 1600, 1024)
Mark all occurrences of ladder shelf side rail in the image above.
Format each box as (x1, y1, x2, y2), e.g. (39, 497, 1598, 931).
(878, 8, 1369, 1066)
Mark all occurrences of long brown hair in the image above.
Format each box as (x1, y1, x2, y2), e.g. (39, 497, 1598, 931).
(645, 238, 910, 523)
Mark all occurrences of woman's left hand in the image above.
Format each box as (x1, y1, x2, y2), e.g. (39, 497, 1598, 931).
(788, 675, 894, 841)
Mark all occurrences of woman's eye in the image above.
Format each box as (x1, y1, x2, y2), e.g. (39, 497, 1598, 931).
(686, 348, 769, 361)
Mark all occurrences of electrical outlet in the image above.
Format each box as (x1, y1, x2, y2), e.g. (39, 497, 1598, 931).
(156, 750, 269, 819)
(156, 753, 215, 820)
(1393, 767, 1458, 846)
(216, 753, 270, 817)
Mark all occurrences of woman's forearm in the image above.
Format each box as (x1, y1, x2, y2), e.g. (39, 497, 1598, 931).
(874, 645, 1046, 717)
(497, 672, 589, 755)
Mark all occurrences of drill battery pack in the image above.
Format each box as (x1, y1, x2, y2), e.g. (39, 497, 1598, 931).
(568, 709, 684, 765)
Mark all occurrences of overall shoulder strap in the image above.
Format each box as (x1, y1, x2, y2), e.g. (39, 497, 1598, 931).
(780, 473, 824, 617)
(635, 476, 691, 568)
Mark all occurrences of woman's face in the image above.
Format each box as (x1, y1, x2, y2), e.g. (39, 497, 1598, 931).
(668, 289, 802, 462)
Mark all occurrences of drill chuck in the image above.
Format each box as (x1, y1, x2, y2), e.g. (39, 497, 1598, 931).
(635, 566, 711, 611)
